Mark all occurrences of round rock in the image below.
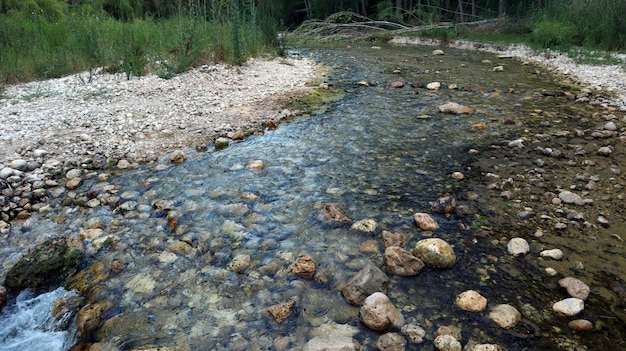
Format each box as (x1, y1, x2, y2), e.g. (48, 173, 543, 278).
(507, 237, 529, 256)
(413, 238, 456, 268)
(568, 319, 594, 332)
(455, 290, 488, 312)
(359, 292, 404, 331)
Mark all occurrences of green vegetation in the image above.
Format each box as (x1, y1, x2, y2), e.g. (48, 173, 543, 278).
(1, 0, 623, 88)
(0, 0, 278, 85)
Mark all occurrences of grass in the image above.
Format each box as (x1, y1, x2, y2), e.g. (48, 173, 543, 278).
(0, 2, 277, 88)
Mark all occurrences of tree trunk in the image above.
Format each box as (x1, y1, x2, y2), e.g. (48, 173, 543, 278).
(498, 0, 506, 17)
(458, 0, 464, 22)
(396, 0, 402, 16)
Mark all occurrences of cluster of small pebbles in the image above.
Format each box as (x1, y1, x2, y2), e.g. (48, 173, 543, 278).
(0, 56, 317, 229)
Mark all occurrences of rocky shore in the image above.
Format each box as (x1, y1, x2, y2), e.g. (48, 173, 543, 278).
(0, 56, 318, 226)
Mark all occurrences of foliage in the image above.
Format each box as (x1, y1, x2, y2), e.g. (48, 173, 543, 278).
(528, 19, 575, 50)
(0, 0, 275, 85)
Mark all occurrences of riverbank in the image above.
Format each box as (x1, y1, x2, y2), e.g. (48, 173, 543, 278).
(390, 37, 626, 109)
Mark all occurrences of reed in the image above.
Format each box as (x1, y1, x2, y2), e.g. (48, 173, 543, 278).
(530, 0, 626, 50)
(0, 0, 276, 85)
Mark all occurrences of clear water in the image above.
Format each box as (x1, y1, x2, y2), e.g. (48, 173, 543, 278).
(0, 43, 624, 350)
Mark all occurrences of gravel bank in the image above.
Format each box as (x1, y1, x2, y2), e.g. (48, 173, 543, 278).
(391, 37, 626, 109)
(0, 56, 318, 164)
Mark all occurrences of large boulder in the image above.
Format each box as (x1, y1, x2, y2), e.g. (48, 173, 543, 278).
(5, 237, 84, 293)
(341, 265, 390, 305)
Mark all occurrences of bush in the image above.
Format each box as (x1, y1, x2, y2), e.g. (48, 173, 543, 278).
(528, 20, 575, 49)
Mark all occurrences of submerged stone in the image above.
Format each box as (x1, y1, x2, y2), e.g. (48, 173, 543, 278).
(5, 237, 84, 293)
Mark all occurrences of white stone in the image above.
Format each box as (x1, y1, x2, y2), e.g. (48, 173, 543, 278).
(434, 334, 461, 351)
(488, 304, 521, 328)
(553, 298, 584, 316)
(427, 82, 441, 90)
(507, 237, 529, 256)
(302, 336, 358, 351)
(540, 248, 563, 260)
(558, 191, 584, 205)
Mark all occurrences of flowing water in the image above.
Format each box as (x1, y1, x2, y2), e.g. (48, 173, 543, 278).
(1, 43, 625, 350)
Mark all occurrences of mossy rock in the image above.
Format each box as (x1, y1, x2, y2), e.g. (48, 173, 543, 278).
(4, 236, 84, 293)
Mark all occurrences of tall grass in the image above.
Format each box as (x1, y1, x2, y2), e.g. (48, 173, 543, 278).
(0, 1, 276, 85)
(529, 0, 626, 50)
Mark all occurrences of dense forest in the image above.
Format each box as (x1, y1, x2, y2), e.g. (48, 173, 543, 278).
(0, 0, 624, 85)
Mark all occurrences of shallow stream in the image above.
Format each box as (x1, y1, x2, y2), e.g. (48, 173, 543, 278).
(1, 43, 625, 350)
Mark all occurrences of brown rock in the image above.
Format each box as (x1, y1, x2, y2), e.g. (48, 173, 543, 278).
(316, 203, 351, 224)
(266, 120, 278, 130)
(77, 301, 111, 338)
(341, 264, 390, 305)
(455, 290, 487, 312)
(267, 299, 296, 322)
(68, 261, 110, 295)
(432, 196, 456, 214)
(438, 102, 474, 114)
(375, 332, 406, 351)
(247, 159, 265, 170)
(290, 254, 316, 279)
(351, 218, 377, 232)
(66, 177, 83, 190)
(381, 230, 406, 248)
(359, 292, 404, 331)
(568, 319, 594, 331)
(413, 212, 439, 231)
(227, 129, 245, 140)
(388, 81, 405, 89)
(558, 277, 590, 300)
(169, 149, 186, 164)
(384, 246, 425, 276)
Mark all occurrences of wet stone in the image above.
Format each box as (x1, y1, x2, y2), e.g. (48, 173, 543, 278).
(553, 298, 584, 316)
(375, 332, 406, 351)
(488, 304, 521, 329)
(384, 246, 425, 276)
(540, 248, 563, 260)
(401, 324, 426, 344)
(267, 299, 296, 323)
(413, 238, 456, 268)
(302, 336, 359, 351)
(455, 290, 488, 312)
(568, 319, 594, 332)
(558, 277, 590, 300)
(359, 292, 404, 331)
(413, 212, 439, 231)
(350, 218, 377, 232)
(434, 334, 462, 351)
(341, 264, 390, 306)
(432, 196, 456, 214)
(506, 237, 529, 256)
(289, 254, 316, 279)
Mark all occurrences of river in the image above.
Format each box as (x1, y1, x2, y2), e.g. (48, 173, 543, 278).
(1, 42, 624, 350)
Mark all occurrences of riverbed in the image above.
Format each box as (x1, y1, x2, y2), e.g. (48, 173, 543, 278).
(1, 42, 625, 351)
